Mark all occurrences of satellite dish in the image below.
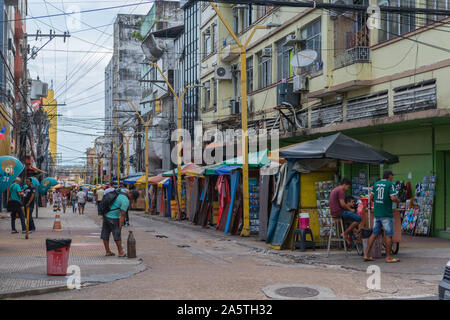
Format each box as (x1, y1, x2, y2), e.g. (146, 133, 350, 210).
(291, 50, 318, 68)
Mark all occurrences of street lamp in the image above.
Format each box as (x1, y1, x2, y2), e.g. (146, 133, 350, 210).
(209, 0, 281, 236)
(115, 98, 152, 214)
(112, 115, 132, 178)
(143, 62, 200, 220)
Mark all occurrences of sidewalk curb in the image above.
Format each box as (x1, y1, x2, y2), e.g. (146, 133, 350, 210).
(0, 285, 69, 300)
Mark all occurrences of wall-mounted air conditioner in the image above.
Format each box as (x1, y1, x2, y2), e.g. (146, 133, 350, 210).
(293, 75, 309, 92)
(214, 65, 232, 80)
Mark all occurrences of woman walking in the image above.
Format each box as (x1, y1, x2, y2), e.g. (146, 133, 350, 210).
(70, 188, 77, 213)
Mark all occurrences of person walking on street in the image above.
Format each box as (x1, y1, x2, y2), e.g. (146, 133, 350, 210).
(23, 178, 36, 232)
(364, 169, 401, 263)
(101, 189, 138, 257)
(96, 186, 104, 207)
(61, 191, 67, 213)
(8, 178, 26, 234)
(76, 188, 86, 214)
(70, 188, 77, 213)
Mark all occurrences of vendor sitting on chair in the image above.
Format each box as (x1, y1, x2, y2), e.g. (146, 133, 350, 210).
(329, 179, 362, 239)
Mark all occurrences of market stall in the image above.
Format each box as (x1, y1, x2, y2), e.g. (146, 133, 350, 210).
(266, 133, 399, 250)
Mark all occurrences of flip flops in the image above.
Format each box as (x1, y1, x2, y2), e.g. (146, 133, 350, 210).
(105, 252, 115, 256)
(118, 254, 127, 258)
(364, 257, 375, 262)
(386, 258, 400, 263)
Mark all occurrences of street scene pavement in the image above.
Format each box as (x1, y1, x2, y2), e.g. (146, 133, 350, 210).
(1, 202, 445, 300)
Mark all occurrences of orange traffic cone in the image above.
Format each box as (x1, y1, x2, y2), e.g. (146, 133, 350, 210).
(53, 214, 63, 231)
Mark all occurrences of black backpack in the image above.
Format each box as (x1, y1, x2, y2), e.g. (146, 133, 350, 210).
(97, 190, 125, 216)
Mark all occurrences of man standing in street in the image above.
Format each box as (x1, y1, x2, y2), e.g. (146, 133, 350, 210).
(101, 189, 138, 257)
(96, 186, 105, 207)
(23, 178, 36, 233)
(8, 178, 26, 234)
(364, 169, 400, 263)
(76, 188, 87, 215)
(329, 178, 362, 239)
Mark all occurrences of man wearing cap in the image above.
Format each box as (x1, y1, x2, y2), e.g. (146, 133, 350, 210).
(101, 188, 139, 257)
(8, 178, 26, 234)
(364, 169, 400, 263)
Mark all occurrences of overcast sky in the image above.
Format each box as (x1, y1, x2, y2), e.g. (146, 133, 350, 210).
(27, 0, 154, 167)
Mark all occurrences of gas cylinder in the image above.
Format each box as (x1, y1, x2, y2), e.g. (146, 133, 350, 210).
(127, 231, 136, 258)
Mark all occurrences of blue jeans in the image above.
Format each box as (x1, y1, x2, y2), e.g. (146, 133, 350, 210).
(373, 217, 394, 237)
(340, 210, 362, 223)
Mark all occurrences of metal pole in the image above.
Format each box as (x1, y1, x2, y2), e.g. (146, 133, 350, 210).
(126, 138, 129, 178)
(25, 207, 30, 239)
(145, 124, 149, 214)
(117, 148, 120, 187)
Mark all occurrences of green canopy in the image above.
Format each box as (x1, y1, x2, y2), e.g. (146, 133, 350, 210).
(161, 164, 190, 177)
(222, 149, 270, 168)
(204, 164, 226, 176)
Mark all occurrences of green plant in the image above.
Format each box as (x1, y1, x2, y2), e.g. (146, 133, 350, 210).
(131, 30, 144, 42)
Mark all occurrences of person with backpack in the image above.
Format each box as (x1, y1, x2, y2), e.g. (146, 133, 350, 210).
(99, 188, 139, 257)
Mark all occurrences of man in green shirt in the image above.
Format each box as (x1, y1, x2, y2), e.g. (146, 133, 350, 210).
(8, 178, 26, 234)
(101, 189, 138, 257)
(364, 169, 400, 263)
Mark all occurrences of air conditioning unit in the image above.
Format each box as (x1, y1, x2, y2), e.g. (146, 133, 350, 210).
(215, 65, 232, 80)
(30, 80, 49, 100)
(230, 100, 240, 114)
(277, 83, 300, 106)
(293, 75, 309, 92)
(284, 34, 305, 47)
(261, 48, 272, 57)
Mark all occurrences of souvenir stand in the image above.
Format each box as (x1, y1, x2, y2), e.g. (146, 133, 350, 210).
(266, 133, 399, 250)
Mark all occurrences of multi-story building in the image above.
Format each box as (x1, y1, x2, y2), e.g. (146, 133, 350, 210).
(140, 1, 184, 173)
(42, 89, 58, 174)
(85, 147, 95, 185)
(203, 1, 450, 238)
(104, 14, 144, 181)
(0, 1, 27, 157)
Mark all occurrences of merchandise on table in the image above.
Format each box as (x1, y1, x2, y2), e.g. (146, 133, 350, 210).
(249, 178, 260, 234)
(315, 180, 336, 237)
(413, 176, 436, 236)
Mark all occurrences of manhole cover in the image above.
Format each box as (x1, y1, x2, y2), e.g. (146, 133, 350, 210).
(274, 286, 319, 299)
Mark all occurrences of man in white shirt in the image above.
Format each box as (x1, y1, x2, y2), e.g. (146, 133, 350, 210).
(76, 188, 87, 215)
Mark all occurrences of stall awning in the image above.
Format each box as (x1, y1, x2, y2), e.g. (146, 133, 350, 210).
(184, 164, 221, 177)
(215, 165, 241, 175)
(205, 164, 227, 176)
(161, 163, 201, 177)
(148, 174, 164, 185)
(222, 149, 270, 168)
(123, 174, 143, 184)
(157, 177, 170, 187)
(279, 133, 399, 164)
(135, 174, 156, 184)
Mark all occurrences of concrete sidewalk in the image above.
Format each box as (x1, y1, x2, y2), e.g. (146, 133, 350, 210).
(141, 213, 450, 278)
(0, 204, 145, 299)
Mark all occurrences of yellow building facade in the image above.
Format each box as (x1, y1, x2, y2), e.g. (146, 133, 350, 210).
(200, 1, 450, 238)
(42, 89, 57, 165)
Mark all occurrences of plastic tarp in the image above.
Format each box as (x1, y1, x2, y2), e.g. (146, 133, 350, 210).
(224, 170, 240, 234)
(161, 164, 190, 177)
(123, 174, 143, 184)
(205, 164, 226, 176)
(266, 161, 300, 246)
(46, 239, 72, 251)
(215, 165, 241, 175)
(279, 133, 399, 164)
(184, 164, 219, 177)
(157, 177, 170, 187)
(222, 149, 270, 168)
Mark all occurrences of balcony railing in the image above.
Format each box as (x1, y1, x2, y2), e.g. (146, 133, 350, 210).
(334, 26, 370, 69)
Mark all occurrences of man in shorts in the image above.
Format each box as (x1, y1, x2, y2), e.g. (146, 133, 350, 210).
(76, 188, 86, 214)
(364, 169, 400, 263)
(329, 178, 362, 239)
(101, 189, 138, 257)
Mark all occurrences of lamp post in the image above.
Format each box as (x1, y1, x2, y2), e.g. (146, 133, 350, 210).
(209, 1, 281, 236)
(144, 61, 198, 220)
(112, 116, 131, 178)
(115, 98, 152, 213)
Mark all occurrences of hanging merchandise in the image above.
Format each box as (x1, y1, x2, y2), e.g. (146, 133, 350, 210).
(351, 171, 367, 199)
(414, 176, 436, 236)
(315, 180, 336, 237)
(402, 208, 419, 234)
(249, 178, 260, 235)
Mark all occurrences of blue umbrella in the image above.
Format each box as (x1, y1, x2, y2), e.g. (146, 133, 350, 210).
(38, 178, 58, 195)
(0, 156, 25, 194)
